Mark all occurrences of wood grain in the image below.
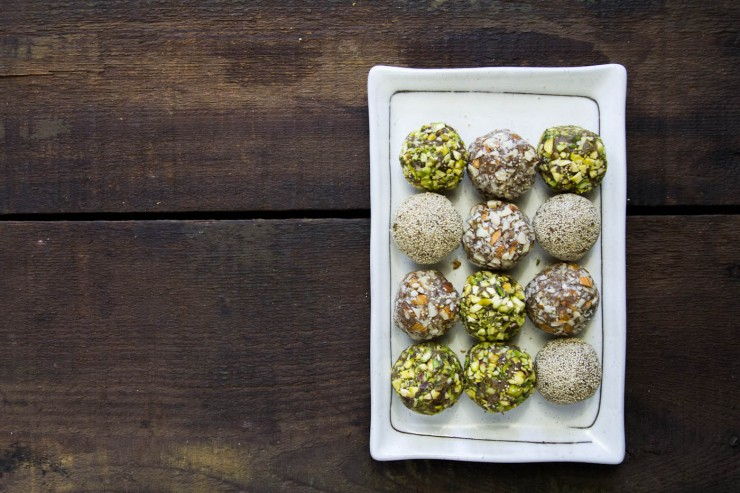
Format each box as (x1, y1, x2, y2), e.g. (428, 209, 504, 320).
(1, 1, 738, 213)
(0, 216, 737, 491)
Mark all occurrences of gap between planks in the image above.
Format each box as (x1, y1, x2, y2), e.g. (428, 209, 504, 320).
(0, 205, 738, 222)
(0, 209, 371, 222)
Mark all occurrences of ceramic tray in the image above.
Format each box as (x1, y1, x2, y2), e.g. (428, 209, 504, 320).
(368, 65, 627, 463)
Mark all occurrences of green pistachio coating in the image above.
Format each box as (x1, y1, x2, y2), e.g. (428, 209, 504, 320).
(536, 125, 607, 194)
(391, 342, 464, 415)
(460, 271, 526, 342)
(464, 342, 536, 413)
(400, 122, 467, 192)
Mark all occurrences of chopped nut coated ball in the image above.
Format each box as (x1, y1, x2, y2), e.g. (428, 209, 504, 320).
(400, 122, 467, 192)
(533, 194, 600, 261)
(525, 263, 599, 336)
(394, 270, 459, 341)
(460, 271, 526, 341)
(462, 200, 534, 270)
(392, 193, 463, 264)
(537, 125, 607, 194)
(464, 342, 536, 413)
(467, 129, 538, 200)
(535, 338, 602, 404)
(391, 342, 464, 415)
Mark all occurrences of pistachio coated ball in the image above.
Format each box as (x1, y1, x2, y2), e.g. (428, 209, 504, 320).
(391, 342, 464, 415)
(460, 271, 526, 342)
(537, 125, 607, 194)
(400, 122, 467, 192)
(464, 342, 536, 413)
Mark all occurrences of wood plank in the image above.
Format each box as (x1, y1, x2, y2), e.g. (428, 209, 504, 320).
(1, 1, 738, 213)
(0, 215, 737, 491)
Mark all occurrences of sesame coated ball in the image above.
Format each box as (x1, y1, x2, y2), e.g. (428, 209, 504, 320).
(464, 342, 536, 413)
(462, 200, 535, 270)
(400, 122, 467, 192)
(535, 338, 602, 404)
(537, 125, 607, 194)
(394, 270, 459, 341)
(467, 129, 538, 200)
(533, 194, 600, 261)
(392, 193, 463, 264)
(391, 342, 464, 415)
(525, 263, 599, 336)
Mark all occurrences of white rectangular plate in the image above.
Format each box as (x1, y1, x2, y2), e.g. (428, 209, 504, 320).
(368, 65, 627, 463)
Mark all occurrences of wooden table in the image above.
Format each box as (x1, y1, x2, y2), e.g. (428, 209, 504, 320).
(1, 2, 738, 491)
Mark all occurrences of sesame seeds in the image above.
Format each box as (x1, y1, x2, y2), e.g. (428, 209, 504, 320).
(392, 192, 463, 264)
(535, 338, 602, 404)
(533, 194, 600, 261)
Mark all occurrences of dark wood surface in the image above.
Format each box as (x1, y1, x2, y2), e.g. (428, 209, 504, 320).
(1, 0, 738, 213)
(0, 217, 738, 492)
(1, 1, 739, 492)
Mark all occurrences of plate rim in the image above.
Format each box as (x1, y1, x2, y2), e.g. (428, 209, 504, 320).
(368, 64, 627, 464)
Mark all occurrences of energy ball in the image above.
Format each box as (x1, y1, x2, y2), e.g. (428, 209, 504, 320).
(533, 194, 600, 261)
(525, 263, 599, 336)
(535, 338, 602, 404)
(467, 129, 538, 200)
(464, 342, 536, 413)
(394, 270, 459, 341)
(537, 125, 607, 194)
(460, 271, 526, 342)
(392, 192, 463, 264)
(462, 200, 534, 270)
(391, 342, 464, 415)
(400, 122, 467, 192)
